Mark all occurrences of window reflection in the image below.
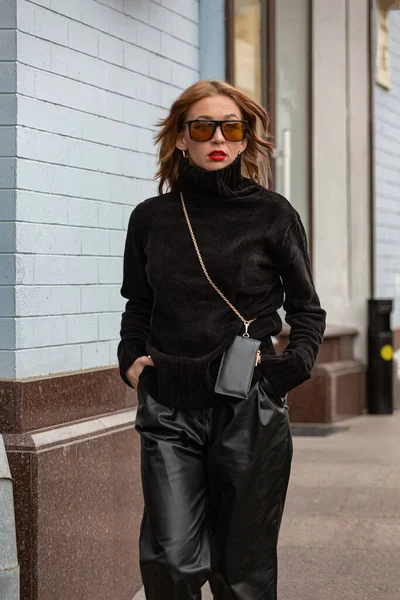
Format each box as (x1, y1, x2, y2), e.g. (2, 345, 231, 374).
(234, 0, 263, 104)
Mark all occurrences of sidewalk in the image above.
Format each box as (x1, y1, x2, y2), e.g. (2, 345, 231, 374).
(134, 412, 400, 600)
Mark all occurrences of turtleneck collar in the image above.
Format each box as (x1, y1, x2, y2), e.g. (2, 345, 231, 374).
(178, 153, 258, 199)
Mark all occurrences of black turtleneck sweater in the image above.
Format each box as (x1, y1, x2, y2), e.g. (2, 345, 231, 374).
(118, 156, 326, 408)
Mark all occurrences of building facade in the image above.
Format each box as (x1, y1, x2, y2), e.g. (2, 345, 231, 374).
(372, 3, 400, 406)
(1, 1, 201, 598)
(0, 0, 398, 598)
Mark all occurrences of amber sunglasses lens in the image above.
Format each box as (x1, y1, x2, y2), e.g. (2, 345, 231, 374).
(221, 121, 246, 141)
(188, 121, 247, 142)
(189, 121, 216, 141)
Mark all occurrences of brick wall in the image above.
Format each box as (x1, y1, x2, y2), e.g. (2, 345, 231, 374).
(1, 0, 199, 379)
(0, 0, 17, 378)
(374, 10, 400, 328)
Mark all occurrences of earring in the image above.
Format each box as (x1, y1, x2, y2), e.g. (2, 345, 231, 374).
(183, 150, 187, 159)
(238, 151, 241, 156)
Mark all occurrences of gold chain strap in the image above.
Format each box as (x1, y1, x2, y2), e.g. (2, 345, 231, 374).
(180, 191, 256, 337)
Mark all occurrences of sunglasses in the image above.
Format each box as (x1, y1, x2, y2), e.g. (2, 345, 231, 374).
(184, 120, 248, 142)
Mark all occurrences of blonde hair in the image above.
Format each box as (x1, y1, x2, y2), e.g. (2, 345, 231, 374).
(154, 80, 273, 194)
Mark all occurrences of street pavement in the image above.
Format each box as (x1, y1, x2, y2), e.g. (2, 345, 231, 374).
(134, 412, 400, 599)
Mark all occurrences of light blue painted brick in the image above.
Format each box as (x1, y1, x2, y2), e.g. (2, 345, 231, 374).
(123, 0, 149, 21)
(171, 62, 198, 89)
(148, 3, 170, 31)
(34, 69, 97, 114)
(68, 198, 99, 227)
(81, 284, 110, 313)
(0, 286, 15, 317)
(136, 21, 161, 53)
(51, 43, 74, 78)
(123, 43, 149, 75)
(168, 11, 199, 46)
(135, 73, 162, 104)
(5, 0, 202, 375)
(108, 64, 138, 99)
(67, 313, 98, 344)
(17, 159, 82, 197)
(68, 20, 98, 57)
(161, 82, 181, 109)
(374, 10, 400, 309)
(30, 315, 68, 348)
(17, 0, 35, 35)
(16, 222, 82, 255)
(16, 344, 81, 378)
(98, 31, 124, 65)
(30, 255, 67, 285)
(97, 145, 125, 176)
(97, 88, 124, 121)
(32, 0, 51, 8)
(0, 0, 17, 28)
(134, 126, 153, 154)
(17, 62, 35, 96)
(98, 257, 123, 283)
(15, 254, 35, 284)
(109, 283, 124, 310)
(0, 190, 15, 221)
(101, 0, 124, 11)
(0, 30, 16, 61)
(108, 339, 118, 365)
(98, 202, 124, 229)
(109, 9, 137, 43)
(125, 151, 154, 179)
(161, 33, 198, 69)
(81, 341, 110, 370)
(0, 222, 15, 252)
(0, 62, 16, 93)
(65, 256, 98, 285)
(81, 228, 111, 255)
(15, 316, 36, 348)
(16, 190, 69, 225)
(122, 97, 150, 127)
(149, 54, 172, 84)
(34, 5, 69, 46)
(17, 31, 51, 70)
(0, 158, 16, 188)
(0, 95, 16, 125)
(98, 311, 120, 340)
(0, 351, 16, 379)
(0, 318, 15, 350)
(82, 170, 110, 202)
(0, 254, 15, 285)
(52, 44, 106, 88)
(51, 0, 82, 21)
(0, 126, 16, 157)
(136, 178, 157, 200)
(108, 173, 137, 205)
(161, 0, 198, 23)
(15, 285, 81, 317)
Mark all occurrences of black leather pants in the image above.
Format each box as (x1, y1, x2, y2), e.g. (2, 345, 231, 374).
(135, 369, 293, 600)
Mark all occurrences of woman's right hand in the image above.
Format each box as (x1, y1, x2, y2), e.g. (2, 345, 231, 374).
(126, 356, 155, 389)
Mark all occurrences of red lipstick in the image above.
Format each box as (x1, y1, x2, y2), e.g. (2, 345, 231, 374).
(208, 150, 227, 162)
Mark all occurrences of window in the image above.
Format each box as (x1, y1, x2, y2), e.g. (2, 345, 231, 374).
(233, 0, 263, 104)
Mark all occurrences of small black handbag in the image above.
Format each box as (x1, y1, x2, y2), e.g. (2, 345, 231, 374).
(180, 192, 261, 399)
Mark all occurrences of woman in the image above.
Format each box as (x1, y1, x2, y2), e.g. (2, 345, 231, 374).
(118, 80, 326, 600)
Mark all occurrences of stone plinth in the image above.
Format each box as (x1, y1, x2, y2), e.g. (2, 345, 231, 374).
(1, 369, 143, 600)
(276, 325, 366, 423)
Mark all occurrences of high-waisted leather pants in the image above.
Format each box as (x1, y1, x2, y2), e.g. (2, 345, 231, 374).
(135, 368, 293, 600)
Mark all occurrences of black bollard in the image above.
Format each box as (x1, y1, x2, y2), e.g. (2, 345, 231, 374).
(367, 299, 394, 415)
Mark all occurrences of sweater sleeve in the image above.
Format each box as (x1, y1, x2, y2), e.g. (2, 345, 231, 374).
(260, 212, 326, 397)
(117, 208, 153, 387)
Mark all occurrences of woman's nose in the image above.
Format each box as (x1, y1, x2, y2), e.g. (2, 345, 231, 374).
(211, 125, 225, 143)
